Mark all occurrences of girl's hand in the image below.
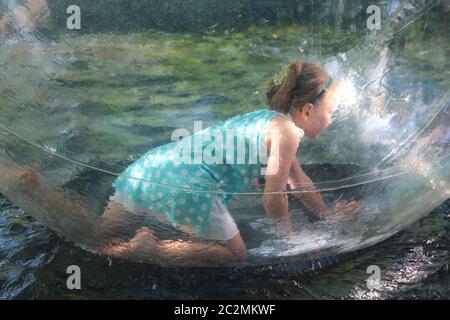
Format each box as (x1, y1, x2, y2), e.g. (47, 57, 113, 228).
(335, 198, 364, 216)
(321, 197, 365, 219)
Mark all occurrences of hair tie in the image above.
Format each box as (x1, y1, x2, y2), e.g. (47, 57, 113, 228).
(273, 67, 288, 86)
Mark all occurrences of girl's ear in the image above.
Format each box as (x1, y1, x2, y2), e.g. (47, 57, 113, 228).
(300, 103, 314, 118)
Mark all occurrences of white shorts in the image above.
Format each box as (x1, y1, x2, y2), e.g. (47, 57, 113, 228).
(109, 191, 239, 241)
(204, 196, 240, 241)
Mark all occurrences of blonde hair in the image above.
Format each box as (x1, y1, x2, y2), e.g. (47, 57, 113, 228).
(265, 59, 331, 114)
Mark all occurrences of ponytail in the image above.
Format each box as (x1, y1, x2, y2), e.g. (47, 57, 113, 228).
(265, 59, 330, 114)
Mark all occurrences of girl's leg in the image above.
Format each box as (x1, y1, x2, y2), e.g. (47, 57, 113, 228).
(222, 233, 248, 262)
(155, 196, 248, 265)
(158, 232, 247, 266)
(99, 199, 147, 238)
(100, 194, 249, 266)
(0, 161, 247, 266)
(0, 162, 113, 247)
(99, 219, 247, 266)
(99, 227, 247, 267)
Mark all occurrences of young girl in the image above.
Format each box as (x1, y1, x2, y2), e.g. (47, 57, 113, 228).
(2, 60, 361, 267)
(97, 59, 361, 264)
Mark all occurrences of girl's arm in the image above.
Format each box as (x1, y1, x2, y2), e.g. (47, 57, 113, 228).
(287, 157, 329, 218)
(262, 121, 300, 220)
(288, 157, 363, 218)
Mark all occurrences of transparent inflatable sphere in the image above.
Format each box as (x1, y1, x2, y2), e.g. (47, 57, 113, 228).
(0, 0, 448, 267)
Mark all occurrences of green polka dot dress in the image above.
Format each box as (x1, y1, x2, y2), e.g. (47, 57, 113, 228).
(112, 108, 292, 236)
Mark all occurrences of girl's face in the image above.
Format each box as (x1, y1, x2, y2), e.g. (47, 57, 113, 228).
(292, 81, 339, 139)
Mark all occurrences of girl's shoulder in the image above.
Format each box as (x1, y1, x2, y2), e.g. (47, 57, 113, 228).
(265, 115, 304, 152)
(268, 113, 305, 140)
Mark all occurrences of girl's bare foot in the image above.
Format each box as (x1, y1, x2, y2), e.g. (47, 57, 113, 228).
(97, 227, 159, 258)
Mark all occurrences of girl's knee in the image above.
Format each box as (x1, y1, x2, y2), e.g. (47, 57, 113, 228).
(232, 248, 248, 263)
(224, 233, 248, 263)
